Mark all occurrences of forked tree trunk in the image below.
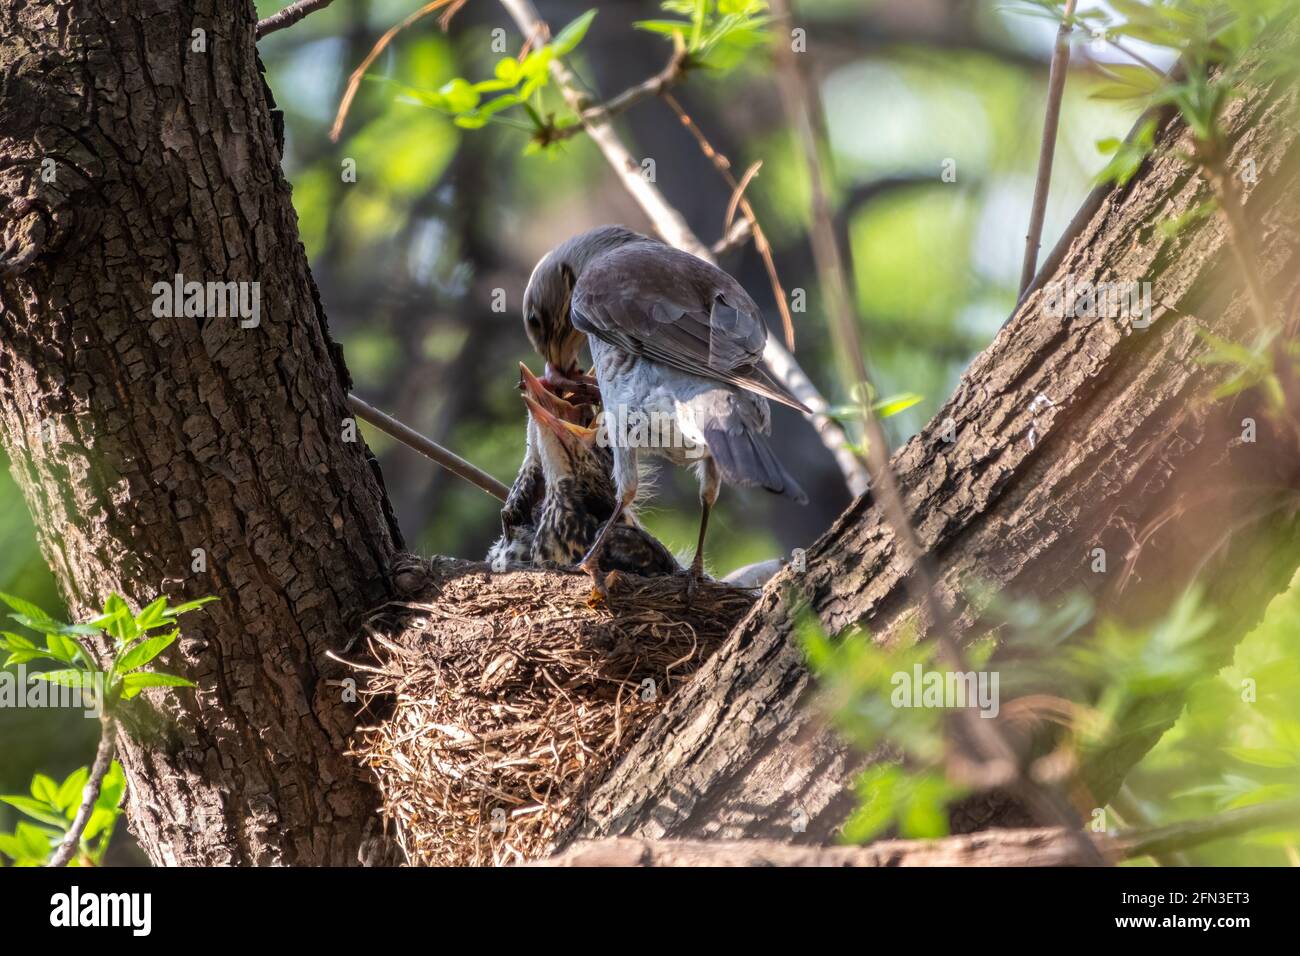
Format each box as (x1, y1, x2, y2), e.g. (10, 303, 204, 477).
(3, 0, 1298, 867)
(0, 1, 399, 864)
(562, 71, 1300, 845)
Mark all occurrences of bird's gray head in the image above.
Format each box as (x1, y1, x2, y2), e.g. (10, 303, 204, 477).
(522, 225, 651, 379)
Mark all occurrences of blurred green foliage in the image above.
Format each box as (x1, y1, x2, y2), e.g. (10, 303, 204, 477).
(0, 763, 125, 867)
(1130, 575, 1300, 864)
(4, 0, 1294, 866)
(802, 578, 1300, 862)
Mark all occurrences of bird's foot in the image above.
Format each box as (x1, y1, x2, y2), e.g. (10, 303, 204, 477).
(580, 556, 608, 605)
(676, 564, 703, 607)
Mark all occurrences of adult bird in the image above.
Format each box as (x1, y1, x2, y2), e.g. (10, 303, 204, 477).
(522, 225, 808, 593)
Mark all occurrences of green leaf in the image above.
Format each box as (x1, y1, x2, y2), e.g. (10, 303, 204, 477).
(1, 796, 67, 828)
(163, 596, 218, 618)
(30, 773, 58, 805)
(102, 595, 139, 643)
(135, 596, 169, 631)
(1089, 82, 1153, 102)
(552, 9, 597, 57)
(471, 77, 516, 94)
(3, 649, 45, 668)
(44, 632, 80, 664)
(0, 832, 28, 862)
(81, 807, 116, 843)
(58, 622, 107, 637)
(1223, 783, 1299, 811)
(9, 612, 63, 633)
(1224, 746, 1298, 769)
(30, 669, 93, 688)
(121, 671, 196, 699)
(116, 628, 177, 672)
(494, 57, 521, 84)
(56, 768, 89, 813)
(874, 393, 924, 418)
(96, 762, 126, 811)
(634, 19, 692, 39)
(439, 78, 479, 114)
(1096, 63, 1165, 95)
(15, 822, 55, 860)
(0, 591, 58, 628)
(1, 631, 35, 651)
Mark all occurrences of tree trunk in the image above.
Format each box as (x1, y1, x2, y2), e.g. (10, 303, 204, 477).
(563, 73, 1300, 845)
(0, 1, 400, 864)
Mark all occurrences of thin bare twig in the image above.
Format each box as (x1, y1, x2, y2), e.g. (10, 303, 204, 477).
(711, 217, 752, 257)
(1105, 36, 1165, 76)
(330, 0, 462, 143)
(47, 716, 115, 867)
(1019, 0, 1078, 296)
(768, 0, 863, 398)
(546, 50, 690, 143)
(1018, 60, 1186, 309)
(724, 160, 763, 236)
(256, 0, 337, 38)
(663, 95, 795, 353)
(349, 394, 509, 502)
(1202, 153, 1272, 335)
(500, 0, 705, 258)
(1110, 784, 1191, 866)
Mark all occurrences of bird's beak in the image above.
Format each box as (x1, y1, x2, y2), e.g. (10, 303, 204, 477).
(519, 362, 596, 444)
(522, 393, 597, 445)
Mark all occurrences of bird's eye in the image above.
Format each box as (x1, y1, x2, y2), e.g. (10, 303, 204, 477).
(526, 313, 541, 329)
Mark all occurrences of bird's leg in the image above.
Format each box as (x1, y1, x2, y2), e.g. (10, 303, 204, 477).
(683, 458, 720, 603)
(579, 445, 637, 600)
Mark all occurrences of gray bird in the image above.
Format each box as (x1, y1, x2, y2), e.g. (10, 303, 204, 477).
(522, 225, 808, 593)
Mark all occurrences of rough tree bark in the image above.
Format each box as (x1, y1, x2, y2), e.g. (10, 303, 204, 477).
(0, 1, 400, 864)
(3, 0, 1297, 869)
(561, 70, 1300, 845)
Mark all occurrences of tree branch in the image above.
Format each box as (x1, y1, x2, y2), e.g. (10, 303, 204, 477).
(1019, 0, 1077, 296)
(349, 393, 509, 501)
(547, 50, 690, 143)
(46, 716, 115, 868)
(536, 798, 1300, 866)
(256, 0, 337, 39)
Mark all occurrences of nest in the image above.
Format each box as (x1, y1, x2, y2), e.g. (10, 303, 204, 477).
(350, 554, 756, 867)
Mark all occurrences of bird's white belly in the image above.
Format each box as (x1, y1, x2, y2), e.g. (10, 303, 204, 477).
(589, 338, 711, 467)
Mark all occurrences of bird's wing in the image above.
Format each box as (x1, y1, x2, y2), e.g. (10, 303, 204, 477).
(571, 243, 810, 413)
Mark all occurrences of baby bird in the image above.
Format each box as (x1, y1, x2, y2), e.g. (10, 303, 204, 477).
(522, 225, 808, 592)
(487, 364, 678, 582)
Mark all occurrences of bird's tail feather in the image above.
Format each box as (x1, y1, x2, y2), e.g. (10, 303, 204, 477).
(703, 426, 808, 504)
(741, 364, 813, 415)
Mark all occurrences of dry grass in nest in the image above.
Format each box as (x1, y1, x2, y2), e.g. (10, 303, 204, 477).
(348, 554, 756, 867)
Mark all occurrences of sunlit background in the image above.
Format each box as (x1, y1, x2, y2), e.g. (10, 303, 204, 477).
(2, 0, 1292, 865)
